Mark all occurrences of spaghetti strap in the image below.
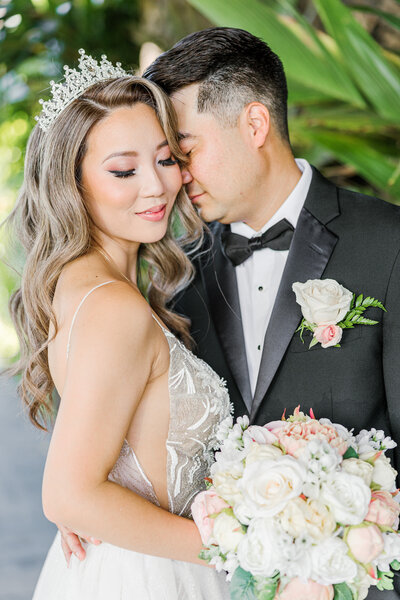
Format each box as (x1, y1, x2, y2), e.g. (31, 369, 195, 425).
(66, 281, 117, 359)
(151, 313, 172, 336)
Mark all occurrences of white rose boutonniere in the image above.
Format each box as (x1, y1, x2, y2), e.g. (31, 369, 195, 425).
(292, 279, 386, 349)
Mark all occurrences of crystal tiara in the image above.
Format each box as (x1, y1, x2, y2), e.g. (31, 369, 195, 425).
(35, 49, 128, 132)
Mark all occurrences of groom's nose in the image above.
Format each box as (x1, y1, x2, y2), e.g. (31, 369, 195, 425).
(181, 166, 193, 185)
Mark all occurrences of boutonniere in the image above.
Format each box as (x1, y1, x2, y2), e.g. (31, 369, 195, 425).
(292, 279, 386, 349)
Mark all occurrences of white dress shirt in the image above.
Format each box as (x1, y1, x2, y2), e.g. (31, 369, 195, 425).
(230, 158, 312, 395)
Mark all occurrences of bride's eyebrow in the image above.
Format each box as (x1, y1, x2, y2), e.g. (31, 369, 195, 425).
(178, 133, 196, 141)
(102, 140, 169, 163)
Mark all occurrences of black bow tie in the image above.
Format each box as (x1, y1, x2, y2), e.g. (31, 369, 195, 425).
(221, 218, 295, 266)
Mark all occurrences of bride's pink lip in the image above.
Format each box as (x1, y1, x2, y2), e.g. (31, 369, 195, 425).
(136, 204, 167, 222)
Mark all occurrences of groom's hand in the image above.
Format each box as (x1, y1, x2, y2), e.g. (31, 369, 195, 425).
(57, 523, 101, 565)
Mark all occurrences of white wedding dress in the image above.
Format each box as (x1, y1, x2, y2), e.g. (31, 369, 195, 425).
(33, 281, 231, 599)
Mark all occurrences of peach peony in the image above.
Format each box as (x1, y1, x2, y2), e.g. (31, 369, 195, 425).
(365, 490, 400, 528)
(275, 578, 334, 600)
(347, 524, 384, 563)
(276, 420, 348, 458)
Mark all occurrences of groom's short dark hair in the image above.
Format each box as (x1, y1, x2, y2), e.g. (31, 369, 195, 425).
(144, 27, 290, 143)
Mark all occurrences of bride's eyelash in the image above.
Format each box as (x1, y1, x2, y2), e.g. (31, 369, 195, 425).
(159, 157, 178, 166)
(109, 170, 135, 178)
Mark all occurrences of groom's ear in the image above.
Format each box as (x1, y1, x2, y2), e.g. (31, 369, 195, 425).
(243, 102, 270, 149)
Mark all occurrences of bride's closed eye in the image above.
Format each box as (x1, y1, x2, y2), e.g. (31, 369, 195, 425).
(159, 156, 178, 166)
(109, 169, 136, 178)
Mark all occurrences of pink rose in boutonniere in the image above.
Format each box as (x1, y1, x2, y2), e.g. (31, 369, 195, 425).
(292, 279, 386, 349)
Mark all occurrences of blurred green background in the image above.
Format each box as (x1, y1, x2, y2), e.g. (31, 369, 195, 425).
(1, 0, 400, 366)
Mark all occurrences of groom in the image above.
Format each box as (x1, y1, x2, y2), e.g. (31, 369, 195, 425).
(144, 27, 400, 456)
(145, 29, 400, 598)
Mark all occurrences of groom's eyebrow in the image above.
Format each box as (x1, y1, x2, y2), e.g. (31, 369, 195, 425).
(102, 140, 169, 163)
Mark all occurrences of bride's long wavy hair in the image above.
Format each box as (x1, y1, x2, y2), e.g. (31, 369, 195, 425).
(8, 76, 204, 431)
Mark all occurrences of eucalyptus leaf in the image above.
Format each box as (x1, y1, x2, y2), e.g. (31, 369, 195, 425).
(230, 567, 257, 600)
(333, 582, 354, 600)
(254, 574, 279, 600)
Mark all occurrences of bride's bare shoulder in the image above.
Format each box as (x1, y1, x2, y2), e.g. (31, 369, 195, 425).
(53, 253, 153, 334)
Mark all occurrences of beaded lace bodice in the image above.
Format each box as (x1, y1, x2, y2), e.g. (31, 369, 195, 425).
(67, 281, 231, 518)
(107, 316, 232, 518)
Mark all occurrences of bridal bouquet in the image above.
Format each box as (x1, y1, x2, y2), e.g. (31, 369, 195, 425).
(191, 407, 400, 600)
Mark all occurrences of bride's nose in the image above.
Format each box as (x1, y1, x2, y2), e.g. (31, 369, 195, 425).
(141, 166, 165, 198)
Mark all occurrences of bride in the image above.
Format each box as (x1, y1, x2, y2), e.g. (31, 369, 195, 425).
(8, 51, 230, 599)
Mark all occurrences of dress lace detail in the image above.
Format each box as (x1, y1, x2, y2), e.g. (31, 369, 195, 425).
(108, 316, 231, 518)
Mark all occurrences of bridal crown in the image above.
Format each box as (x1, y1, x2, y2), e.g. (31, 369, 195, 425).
(35, 49, 128, 132)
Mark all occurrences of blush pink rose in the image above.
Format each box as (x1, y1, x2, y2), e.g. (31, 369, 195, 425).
(347, 524, 385, 563)
(191, 490, 229, 545)
(314, 324, 343, 348)
(275, 578, 334, 600)
(365, 490, 400, 527)
(276, 420, 348, 458)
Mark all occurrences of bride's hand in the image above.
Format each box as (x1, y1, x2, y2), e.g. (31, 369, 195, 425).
(57, 523, 101, 565)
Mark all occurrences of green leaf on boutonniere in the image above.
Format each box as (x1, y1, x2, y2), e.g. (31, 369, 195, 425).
(309, 336, 319, 349)
(355, 293, 364, 307)
(343, 446, 359, 459)
(362, 297, 387, 312)
(356, 317, 379, 325)
(333, 582, 354, 600)
(230, 567, 257, 600)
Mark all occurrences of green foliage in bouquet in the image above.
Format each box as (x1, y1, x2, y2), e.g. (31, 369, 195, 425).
(333, 582, 354, 600)
(230, 568, 279, 600)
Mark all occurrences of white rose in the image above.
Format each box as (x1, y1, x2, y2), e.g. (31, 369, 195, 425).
(342, 458, 374, 486)
(213, 512, 245, 553)
(376, 532, 400, 571)
(310, 537, 358, 585)
(237, 518, 278, 577)
(292, 278, 353, 325)
(239, 456, 306, 518)
(245, 441, 283, 466)
(233, 498, 256, 525)
(212, 469, 243, 506)
(371, 455, 398, 491)
(319, 471, 371, 525)
(279, 497, 336, 541)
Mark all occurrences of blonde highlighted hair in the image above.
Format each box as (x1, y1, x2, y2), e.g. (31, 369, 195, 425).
(8, 76, 203, 430)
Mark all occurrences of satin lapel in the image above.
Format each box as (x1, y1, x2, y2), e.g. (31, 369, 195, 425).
(251, 168, 340, 421)
(200, 224, 252, 412)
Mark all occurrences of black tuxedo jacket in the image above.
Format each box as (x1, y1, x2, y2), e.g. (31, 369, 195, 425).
(175, 168, 400, 598)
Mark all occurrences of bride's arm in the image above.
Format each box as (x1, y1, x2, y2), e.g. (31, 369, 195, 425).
(42, 284, 204, 564)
